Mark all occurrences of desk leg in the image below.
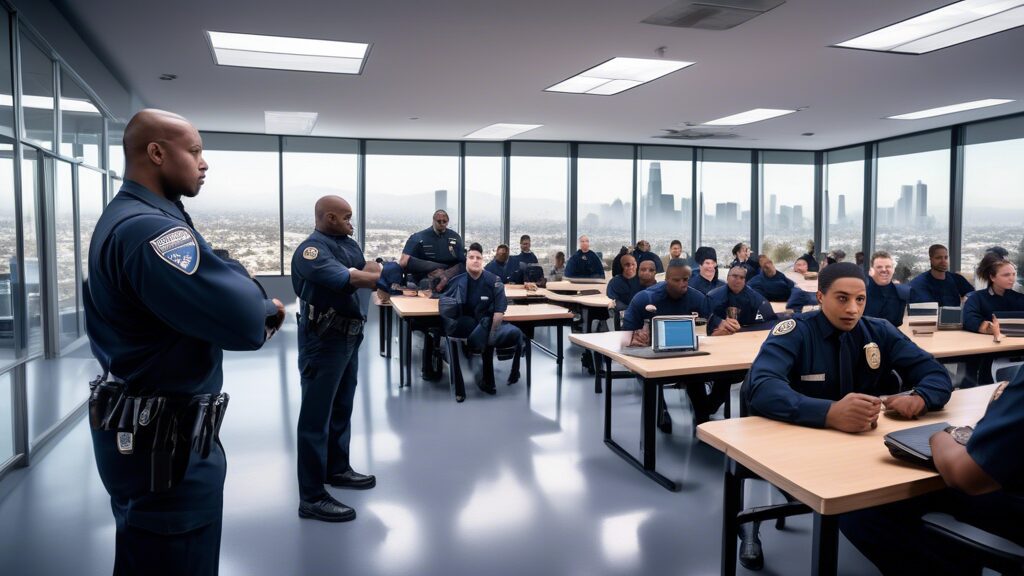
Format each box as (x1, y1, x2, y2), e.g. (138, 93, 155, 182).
(397, 318, 405, 387)
(603, 377, 679, 491)
(603, 355, 613, 440)
(811, 514, 839, 576)
(721, 460, 741, 576)
(594, 351, 603, 394)
(525, 325, 533, 390)
(386, 307, 393, 358)
(403, 319, 413, 388)
(556, 324, 564, 371)
(641, 377, 657, 470)
(378, 305, 386, 357)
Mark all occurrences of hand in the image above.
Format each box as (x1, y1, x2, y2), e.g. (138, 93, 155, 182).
(881, 394, 926, 419)
(991, 315, 1002, 340)
(265, 298, 285, 340)
(628, 328, 650, 347)
(376, 288, 391, 305)
(826, 393, 882, 433)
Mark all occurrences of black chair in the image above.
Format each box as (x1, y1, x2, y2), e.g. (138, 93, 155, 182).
(922, 506, 1024, 575)
(438, 295, 519, 402)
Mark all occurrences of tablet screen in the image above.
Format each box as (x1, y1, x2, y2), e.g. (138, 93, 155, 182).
(655, 318, 696, 351)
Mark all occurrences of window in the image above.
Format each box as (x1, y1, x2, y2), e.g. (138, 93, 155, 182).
(638, 146, 693, 259)
(510, 142, 568, 267)
(20, 34, 54, 150)
(59, 69, 102, 167)
(187, 133, 281, 275)
(107, 120, 125, 178)
(464, 142, 503, 254)
(54, 160, 78, 348)
(825, 146, 865, 262)
(282, 137, 358, 269)
(365, 141, 460, 262)
(577, 144, 633, 268)
(962, 116, 1024, 283)
(699, 148, 751, 267)
(0, 14, 14, 140)
(761, 151, 814, 268)
(0, 371, 11, 463)
(876, 130, 951, 281)
(20, 148, 42, 358)
(0, 141, 14, 370)
(78, 167, 104, 283)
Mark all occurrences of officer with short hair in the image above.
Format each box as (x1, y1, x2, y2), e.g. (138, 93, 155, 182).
(607, 254, 641, 312)
(632, 239, 664, 273)
(865, 250, 910, 327)
(731, 242, 760, 280)
(748, 255, 795, 302)
(293, 195, 381, 522)
(565, 235, 605, 278)
(86, 109, 285, 574)
(691, 246, 724, 295)
(706, 265, 777, 336)
(909, 244, 974, 306)
(514, 234, 538, 265)
(400, 209, 465, 283)
(792, 255, 811, 275)
(798, 240, 820, 272)
(485, 244, 516, 284)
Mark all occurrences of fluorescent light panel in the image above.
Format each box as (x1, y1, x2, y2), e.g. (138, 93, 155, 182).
(0, 94, 99, 114)
(704, 108, 795, 126)
(465, 123, 543, 139)
(208, 31, 369, 74)
(546, 57, 694, 95)
(265, 111, 319, 135)
(887, 98, 1014, 119)
(835, 0, 1024, 54)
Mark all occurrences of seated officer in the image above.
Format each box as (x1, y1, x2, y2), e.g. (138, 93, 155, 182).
(441, 243, 523, 396)
(841, 374, 1024, 576)
(798, 240, 819, 272)
(742, 262, 953, 571)
(400, 209, 465, 283)
(792, 255, 810, 275)
(706, 265, 777, 336)
(785, 286, 817, 312)
(661, 239, 684, 271)
(691, 246, 725, 295)
(730, 242, 760, 280)
(748, 255, 795, 302)
(623, 259, 712, 433)
(865, 250, 910, 327)
(963, 253, 1024, 335)
(607, 254, 641, 312)
(637, 259, 658, 289)
(909, 244, 974, 306)
(485, 244, 516, 284)
(565, 235, 605, 278)
(633, 239, 664, 273)
(514, 234, 538, 266)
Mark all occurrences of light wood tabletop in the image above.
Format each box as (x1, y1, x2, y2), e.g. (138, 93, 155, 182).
(697, 383, 996, 515)
(371, 292, 391, 307)
(543, 289, 613, 308)
(503, 285, 549, 300)
(389, 296, 439, 317)
(390, 296, 572, 321)
(545, 279, 609, 292)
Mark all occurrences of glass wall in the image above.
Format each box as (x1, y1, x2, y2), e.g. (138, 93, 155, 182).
(20, 148, 42, 358)
(825, 146, 865, 262)
(19, 33, 53, 150)
(107, 121, 125, 178)
(0, 14, 13, 140)
(638, 146, 692, 259)
(577, 144, 633, 267)
(54, 160, 78, 349)
(0, 142, 14, 370)
(510, 142, 568, 268)
(78, 167, 104, 282)
(365, 141, 460, 262)
(876, 130, 951, 282)
(282, 137, 358, 268)
(700, 148, 751, 266)
(0, 371, 11, 464)
(463, 142, 502, 254)
(59, 69, 102, 167)
(761, 151, 814, 268)
(188, 133, 281, 275)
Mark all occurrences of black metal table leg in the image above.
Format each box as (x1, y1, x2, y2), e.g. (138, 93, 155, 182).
(594, 351, 603, 393)
(385, 307, 393, 358)
(403, 318, 413, 387)
(398, 317, 405, 387)
(721, 460, 741, 576)
(603, 375, 679, 491)
(811, 513, 839, 576)
(378, 304, 386, 357)
(557, 324, 563, 370)
(603, 355, 613, 440)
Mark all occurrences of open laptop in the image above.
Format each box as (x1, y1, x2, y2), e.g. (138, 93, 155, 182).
(995, 310, 1024, 337)
(907, 302, 939, 327)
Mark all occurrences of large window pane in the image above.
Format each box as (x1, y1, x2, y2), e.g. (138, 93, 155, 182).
(578, 144, 632, 267)
(54, 160, 78, 348)
(282, 137, 358, 268)
(962, 116, 1024, 283)
(0, 142, 14, 370)
(20, 34, 54, 150)
(876, 130, 951, 281)
(20, 148, 42, 357)
(59, 69, 102, 167)
(510, 142, 568, 267)
(700, 148, 751, 266)
(0, 371, 12, 463)
(638, 146, 693, 259)
(365, 141, 459, 261)
(464, 142, 502, 253)
(762, 151, 814, 268)
(188, 133, 281, 275)
(107, 121, 125, 178)
(825, 146, 865, 262)
(78, 168, 104, 283)
(0, 14, 14, 139)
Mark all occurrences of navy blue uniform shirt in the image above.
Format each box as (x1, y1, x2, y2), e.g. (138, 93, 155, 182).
(402, 226, 465, 267)
(967, 375, 1024, 491)
(622, 283, 711, 330)
(376, 261, 407, 294)
(962, 287, 1024, 332)
(606, 275, 642, 309)
(633, 249, 664, 273)
(444, 270, 508, 320)
(484, 258, 515, 284)
(748, 271, 796, 302)
(747, 311, 952, 428)
(786, 287, 818, 312)
(515, 252, 538, 265)
(292, 230, 367, 320)
(705, 285, 777, 332)
(731, 257, 761, 280)
(865, 277, 910, 327)
(565, 249, 605, 278)
(690, 273, 725, 295)
(909, 271, 974, 306)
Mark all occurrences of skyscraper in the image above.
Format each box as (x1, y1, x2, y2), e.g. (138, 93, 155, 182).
(915, 180, 928, 223)
(897, 185, 913, 226)
(779, 205, 793, 230)
(769, 194, 777, 228)
(793, 205, 804, 230)
(837, 194, 846, 223)
(435, 189, 448, 212)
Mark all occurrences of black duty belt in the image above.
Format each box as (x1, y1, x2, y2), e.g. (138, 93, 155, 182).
(301, 301, 365, 337)
(88, 374, 229, 493)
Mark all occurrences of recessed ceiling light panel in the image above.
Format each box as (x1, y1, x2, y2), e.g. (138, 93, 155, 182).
(208, 31, 370, 74)
(887, 98, 1014, 120)
(545, 57, 694, 95)
(464, 123, 543, 139)
(704, 108, 796, 126)
(265, 111, 319, 135)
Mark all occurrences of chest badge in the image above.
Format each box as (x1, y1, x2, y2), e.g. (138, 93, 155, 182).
(864, 342, 881, 370)
(149, 226, 200, 275)
(303, 247, 319, 260)
(771, 318, 796, 336)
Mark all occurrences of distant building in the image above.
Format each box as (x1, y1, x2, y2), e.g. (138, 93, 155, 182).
(838, 194, 846, 222)
(435, 189, 447, 212)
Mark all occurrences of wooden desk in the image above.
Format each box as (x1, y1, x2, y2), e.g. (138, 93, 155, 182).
(503, 285, 549, 301)
(372, 292, 393, 358)
(698, 384, 996, 576)
(545, 279, 608, 292)
(504, 304, 574, 389)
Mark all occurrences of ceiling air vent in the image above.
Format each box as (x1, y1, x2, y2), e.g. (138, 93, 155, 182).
(655, 128, 741, 140)
(642, 0, 785, 31)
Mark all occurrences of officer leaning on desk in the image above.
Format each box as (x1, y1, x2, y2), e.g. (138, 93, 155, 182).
(292, 195, 381, 522)
(705, 265, 777, 337)
(865, 250, 910, 327)
(741, 262, 954, 571)
(86, 109, 286, 575)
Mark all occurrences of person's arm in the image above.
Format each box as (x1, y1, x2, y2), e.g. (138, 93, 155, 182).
(957, 274, 975, 299)
(746, 327, 835, 427)
(886, 324, 953, 412)
(653, 256, 664, 273)
(961, 293, 986, 333)
(930, 431, 1001, 495)
(564, 255, 579, 277)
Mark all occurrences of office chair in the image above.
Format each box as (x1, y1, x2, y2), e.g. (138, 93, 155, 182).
(922, 495, 1024, 576)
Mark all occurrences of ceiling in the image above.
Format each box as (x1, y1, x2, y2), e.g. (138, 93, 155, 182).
(53, 0, 1024, 150)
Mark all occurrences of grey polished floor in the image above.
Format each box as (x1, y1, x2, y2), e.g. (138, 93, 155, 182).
(0, 310, 882, 576)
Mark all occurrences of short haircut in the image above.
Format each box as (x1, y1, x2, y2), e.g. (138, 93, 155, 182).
(638, 259, 656, 270)
(555, 251, 565, 259)
(670, 239, 682, 248)
(468, 242, 483, 254)
(757, 254, 771, 265)
(620, 254, 637, 265)
(578, 235, 589, 242)
(796, 255, 810, 264)
(520, 234, 531, 242)
(928, 244, 948, 257)
(433, 209, 449, 219)
(496, 244, 509, 251)
(732, 242, 747, 257)
(667, 258, 690, 270)
(870, 250, 893, 266)
(818, 262, 866, 293)
(976, 252, 1013, 287)
(729, 264, 748, 278)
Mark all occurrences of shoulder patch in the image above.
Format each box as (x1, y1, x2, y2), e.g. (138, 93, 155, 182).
(149, 226, 200, 274)
(302, 246, 319, 260)
(771, 318, 796, 336)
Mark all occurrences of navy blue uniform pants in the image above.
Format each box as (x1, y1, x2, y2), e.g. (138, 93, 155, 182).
(451, 317, 524, 385)
(297, 327, 363, 502)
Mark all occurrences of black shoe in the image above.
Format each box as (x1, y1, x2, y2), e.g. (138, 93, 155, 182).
(739, 521, 764, 571)
(421, 370, 442, 382)
(658, 410, 673, 434)
(299, 495, 356, 522)
(477, 379, 496, 395)
(328, 469, 377, 490)
(507, 371, 520, 385)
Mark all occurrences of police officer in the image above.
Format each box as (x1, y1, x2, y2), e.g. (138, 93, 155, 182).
(798, 240, 820, 272)
(865, 250, 910, 327)
(375, 260, 408, 304)
(691, 246, 724, 295)
(565, 235, 605, 278)
(662, 239, 684, 271)
(86, 109, 285, 575)
(293, 195, 381, 522)
(706, 265, 777, 336)
(909, 244, 974, 306)
(747, 255, 795, 302)
(441, 243, 524, 395)
(840, 373, 1024, 576)
(623, 259, 712, 434)
(637, 259, 658, 289)
(785, 286, 817, 312)
(792, 255, 811, 275)
(485, 244, 516, 284)
(963, 252, 1024, 335)
(740, 262, 953, 571)
(730, 242, 760, 280)
(514, 234, 538, 265)
(607, 254, 641, 312)
(632, 240, 664, 273)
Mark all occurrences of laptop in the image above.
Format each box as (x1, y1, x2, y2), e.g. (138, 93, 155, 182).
(883, 422, 950, 468)
(937, 306, 962, 330)
(995, 310, 1024, 337)
(907, 302, 938, 327)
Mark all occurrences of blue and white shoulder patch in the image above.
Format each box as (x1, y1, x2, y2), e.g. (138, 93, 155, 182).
(149, 226, 200, 275)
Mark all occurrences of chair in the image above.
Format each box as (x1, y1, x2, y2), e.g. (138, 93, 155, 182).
(991, 356, 1024, 383)
(922, 505, 1024, 575)
(442, 336, 519, 403)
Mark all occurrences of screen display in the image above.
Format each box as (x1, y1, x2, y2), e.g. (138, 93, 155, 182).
(656, 319, 695, 350)
(938, 307, 961, 325)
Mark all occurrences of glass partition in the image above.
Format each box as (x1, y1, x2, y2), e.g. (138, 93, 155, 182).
(761, 151, 814, 268)
(510, 142, 568, 268)
(577, 144, 633, 268)
(699, 148, 751, 266)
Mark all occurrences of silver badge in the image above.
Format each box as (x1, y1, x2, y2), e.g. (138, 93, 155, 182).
(139, 407, 151, 427)
(864, 342, 881, 370)
(117, 432, 134, 455)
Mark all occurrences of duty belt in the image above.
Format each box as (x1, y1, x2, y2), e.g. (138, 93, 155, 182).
(301, 301, 365, 337)
(88, 374, 229, 493)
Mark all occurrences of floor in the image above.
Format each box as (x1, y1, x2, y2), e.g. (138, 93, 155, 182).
(0, 308, 883, 576)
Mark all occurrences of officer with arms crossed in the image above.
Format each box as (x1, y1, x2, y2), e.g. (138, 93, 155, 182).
(865, 250, 910, 327)
(292, 196, 380, 522)
(706, 265, 777, 337)
(565, 235, 605, 278)
(86, 109, 285, 575)
(909, 244, 974, 305)
(738, 263, 953, 571)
